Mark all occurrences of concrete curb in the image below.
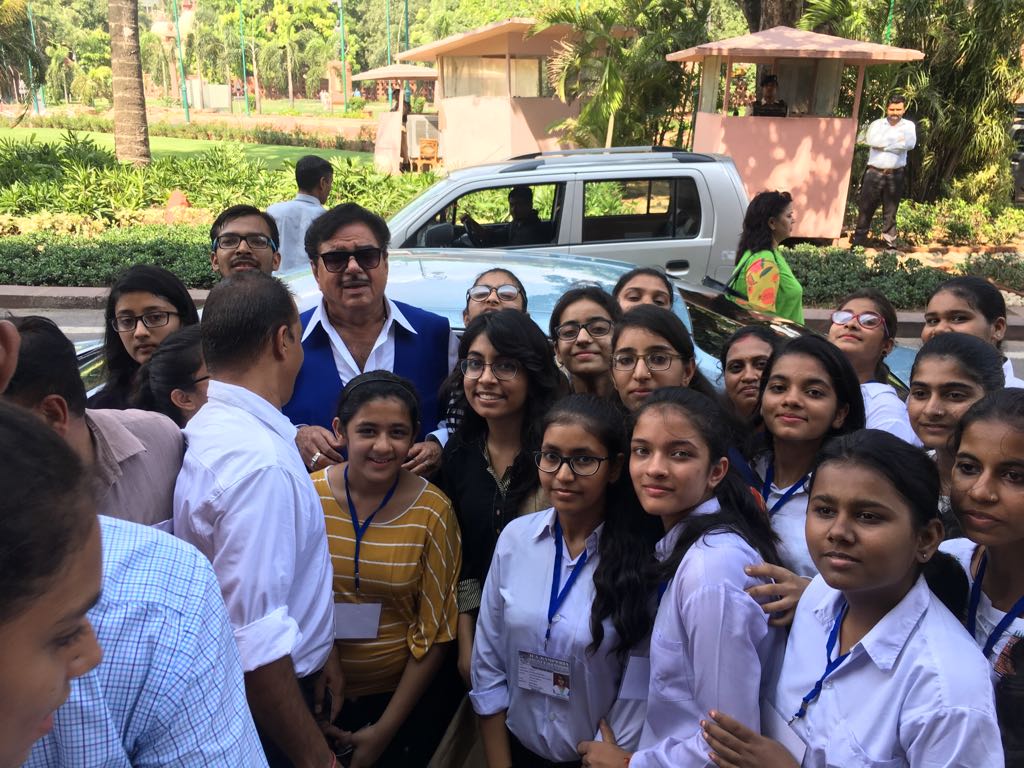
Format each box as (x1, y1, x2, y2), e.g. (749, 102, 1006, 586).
(0, 285, 209, 310)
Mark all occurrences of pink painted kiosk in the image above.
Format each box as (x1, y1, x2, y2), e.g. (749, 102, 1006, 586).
(667, 26, 922, 238)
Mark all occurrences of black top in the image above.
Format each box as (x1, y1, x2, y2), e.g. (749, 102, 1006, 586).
(752, 99, 788, 117)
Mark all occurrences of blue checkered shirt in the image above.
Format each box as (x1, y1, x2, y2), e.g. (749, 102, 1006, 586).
(24, 516, 268, 766)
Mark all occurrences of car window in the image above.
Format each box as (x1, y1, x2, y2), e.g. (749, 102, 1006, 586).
(407, 183, 563, 248)
(581, 177, 701, 243)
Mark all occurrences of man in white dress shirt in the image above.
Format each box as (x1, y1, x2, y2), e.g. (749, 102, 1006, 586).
(852, 94, 917, 248)
(267, 155, 333, 273)
(173, 272, 340, 768)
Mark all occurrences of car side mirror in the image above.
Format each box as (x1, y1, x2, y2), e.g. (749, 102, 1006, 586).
(419, 222, 455, 247)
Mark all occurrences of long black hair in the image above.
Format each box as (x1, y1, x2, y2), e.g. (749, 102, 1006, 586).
(737, 190, 792, 256)
(445, 310, 562, 515)
(810, 429, 967, 618)
(542, 394, 656, 658)
(98, 265, 199, 406)
(910, 332, 1004, 395)
(131, 326, 204, 426)
(612, 305, 716, 398)
(633, 388, 781, 585)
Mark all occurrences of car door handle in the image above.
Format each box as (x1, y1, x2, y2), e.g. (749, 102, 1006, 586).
(665, 260, 690, 275)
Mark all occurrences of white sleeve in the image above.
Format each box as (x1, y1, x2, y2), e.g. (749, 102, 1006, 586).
(865, 119, 889, 149)
(208, 467, 307, 671)
(447, 329, 460, 374)
(469, 540, 510, 716)
(901, 705, 1003, 768)
(864, 389, 922, 447)
(903, 121, 917, 151)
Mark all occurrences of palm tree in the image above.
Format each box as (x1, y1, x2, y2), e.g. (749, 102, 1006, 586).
(108, 0, 151, 164)
(0, 0, 46, 107)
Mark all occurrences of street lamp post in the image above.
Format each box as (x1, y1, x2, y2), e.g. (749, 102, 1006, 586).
(170, 0, 190, 122)
(402, 0, 410, 102)
(239, 0, 250, 115)
(26, 1, 41, 115)
(337, 0, 348, 111)
(385, 0, 392, 108)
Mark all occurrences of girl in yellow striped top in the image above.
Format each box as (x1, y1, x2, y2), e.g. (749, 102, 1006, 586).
(312, 371, 461, 767)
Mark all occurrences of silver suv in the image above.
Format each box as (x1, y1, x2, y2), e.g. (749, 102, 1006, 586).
(387, 147, 749, 284)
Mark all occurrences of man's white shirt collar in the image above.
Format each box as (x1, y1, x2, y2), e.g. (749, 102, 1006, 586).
(302, 295, 417, 343)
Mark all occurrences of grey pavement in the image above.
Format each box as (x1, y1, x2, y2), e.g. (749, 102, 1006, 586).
(5, 304, 1024, 378)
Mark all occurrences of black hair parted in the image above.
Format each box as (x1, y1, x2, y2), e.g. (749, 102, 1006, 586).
(295, 155, 334, 192)
(549, 285, 622, 337)
(951, 388, 1024, 455)
(611, 267, 675, 306)
(131, 325, 204, 427)
(468, 268, 529, 312)
(305, 202, 391, 261)
(200, 271, 297, 373)
(634, 387, 781, 583)
(210, 204, 280, 246)
(100, 264, 200, 404)
(911, 332, 1004, 394)
(6, 315, 87, 416)
(0, 400, 96, 623)
(335, 370, 421, 432)
(543, 393, 657, 659)
(928, 276, 1008, 349)
(737, 190, 793, 256)
(718, 324, 781, 369)
(613, 305, 717, 399)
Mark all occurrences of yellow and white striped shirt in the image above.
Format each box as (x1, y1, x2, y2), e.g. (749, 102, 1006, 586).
(314, 471, 461, 696)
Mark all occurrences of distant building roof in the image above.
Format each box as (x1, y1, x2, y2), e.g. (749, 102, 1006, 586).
(666, 26, 924, 65)
(397, 18, 567, 62)
(351, 63, 439, 81)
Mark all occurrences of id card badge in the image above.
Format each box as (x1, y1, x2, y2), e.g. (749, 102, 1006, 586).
(334, 602, 382, 640)
(517, 651, 572, 699)
(618, 655, 651, 700)
(760, 697, 807, 764)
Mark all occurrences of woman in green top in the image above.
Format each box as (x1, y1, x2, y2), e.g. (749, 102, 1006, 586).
(727, 190, 804, 324)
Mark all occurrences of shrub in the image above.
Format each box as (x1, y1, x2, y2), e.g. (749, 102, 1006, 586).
(895, 201, 937, 245)
(959, 252, 1024, 292)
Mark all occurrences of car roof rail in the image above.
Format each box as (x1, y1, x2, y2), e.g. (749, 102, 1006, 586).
(505, 146, 716, 166)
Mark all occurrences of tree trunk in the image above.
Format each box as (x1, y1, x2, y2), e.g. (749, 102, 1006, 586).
(108, 0, 151, 164)
(759, 0, 803, 29)
(249, 38, 262, 112)
(604, 110, 615, 148)
(285, 43, 294, 107)
(225, 59, 233, 112)
(738, 0, 760, 32)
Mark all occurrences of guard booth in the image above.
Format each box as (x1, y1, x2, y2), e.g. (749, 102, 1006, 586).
(667, 26, 923, 239)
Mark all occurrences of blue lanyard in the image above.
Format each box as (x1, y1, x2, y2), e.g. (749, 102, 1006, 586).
(547, 518, 590, 641)
(344, 465, 400, 592)
(967, 552, 1024, 659)
(791, 601, 849, 722)
(762, 463, 808, 517)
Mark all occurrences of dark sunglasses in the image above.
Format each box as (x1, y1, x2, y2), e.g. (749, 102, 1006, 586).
(318, 247, 384, 273)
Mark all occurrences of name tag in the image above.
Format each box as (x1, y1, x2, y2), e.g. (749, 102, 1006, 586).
(618, 655, 651, 700)
(518, 650, 571, 699)
(334, 602, 382, 640)
(760, 698, 807, 764)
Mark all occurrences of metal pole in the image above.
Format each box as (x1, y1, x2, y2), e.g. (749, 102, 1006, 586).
(403, 0, 410, 101)
(171, 0, 190, 122)
(337, 0, 348, 110)
(385, 0, 392, 108)
(26, 2, 41, 114)
(239, 0, 250, 115)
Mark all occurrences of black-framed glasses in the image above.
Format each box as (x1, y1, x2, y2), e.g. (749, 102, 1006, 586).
(111, 311, 179, 333)
(831, 309, 887, 333)
(467, 283, 521, 303)
(612, 351, 684, 372)
(553, 319, 613, 341)
(460, 358, 520, 381)
(318, 247, 384, 273)
(212, 233, 276, 251)
(190, 375, 211, 387)
(534, 451, 610, 477)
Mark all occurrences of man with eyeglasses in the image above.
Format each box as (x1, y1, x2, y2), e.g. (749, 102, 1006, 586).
(210, 205, 282, 278)
(283, 203, 459, 477)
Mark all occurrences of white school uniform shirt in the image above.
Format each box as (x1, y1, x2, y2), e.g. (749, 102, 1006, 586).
(861, 382, 922, 446)
(173, 381, 335, 677)
(773, 574, 1003, 768)
(266, 192, 325, 273)
(631, 498, 785, 768)
(754, 454, 817, 578)
(1004, 358, 1024, 389)
(941, 537, 1024, 683)
(470, 508, 628, 762)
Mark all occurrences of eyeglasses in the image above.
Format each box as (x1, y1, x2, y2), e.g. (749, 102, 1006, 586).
(553, 319, 613, 342)
(318, 247, 384, 273)
(467, 283, 521, 303)
(831, 309, 887, 333)
(460, 358, 520, 381)
(111, 311, 179, 333)
(612, 351, 684, 372)
(534, 451, 610, 477)
(190, 375, 210, 387)
(212, 233, 276, 251)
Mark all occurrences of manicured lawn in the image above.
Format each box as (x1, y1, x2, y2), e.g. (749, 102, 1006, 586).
(0, 126, 370, 169)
